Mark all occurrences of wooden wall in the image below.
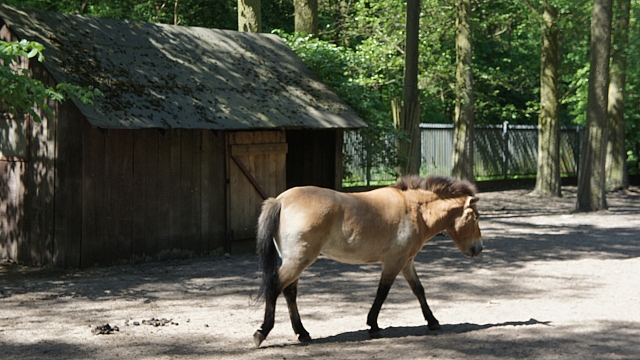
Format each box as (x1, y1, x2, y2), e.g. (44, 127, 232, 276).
(79, 127, 226, 268)
(0, 50, 58, 266)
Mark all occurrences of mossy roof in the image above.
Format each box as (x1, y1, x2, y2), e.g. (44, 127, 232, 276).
(0, 4, 365, 130)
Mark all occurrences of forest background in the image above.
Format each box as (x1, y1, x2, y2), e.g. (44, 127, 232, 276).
(3, 0, 639, 176)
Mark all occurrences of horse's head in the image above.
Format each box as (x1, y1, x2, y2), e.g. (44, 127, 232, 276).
(445, 195, 483, 258)
(396, 175, 483, 257)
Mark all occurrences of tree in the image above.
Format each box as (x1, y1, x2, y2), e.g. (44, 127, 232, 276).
(294, 0, 318, 35)
(576, 0, 613, 212)
(605, 0, 631, 191)
(393, 0, 421, 176)
(238, 0, 261, 32)
(533, 1, 561, 197)
(452, 0, 474, 181)
(1, 39, 100, 122)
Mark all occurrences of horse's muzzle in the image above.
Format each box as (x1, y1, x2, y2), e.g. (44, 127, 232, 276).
(464, 239, 483, 258)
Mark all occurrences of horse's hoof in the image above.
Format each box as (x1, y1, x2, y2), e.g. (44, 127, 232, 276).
(428, 320, 441, 331)
(368, 328, 382, 339)
(298, 333, 312, 343)
(253, 330, 266, 348)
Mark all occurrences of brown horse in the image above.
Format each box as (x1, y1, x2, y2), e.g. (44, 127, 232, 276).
(253, 175, 483, 347)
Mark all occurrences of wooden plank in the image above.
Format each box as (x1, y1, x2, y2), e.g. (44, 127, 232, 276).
(180, 130, 201, 254)
(234, 132, 253, 144)
(144, 129, 160, 260)
(103, 130, 120, 264)
(229, 155, 248, 240)
(12, 164, 26, 262)
(253, 153, 266, 205)
(169, 129, 182, 257)
(200, 130, 213, 254)
(276, 151, 287, 194)
(30, 64, 57, 266)
(191, 131, 202, 255)
(268, 153, 278, 196)
(213, 132, 227, 252)
(246, 154, 258, 236)
(132, 130, 147, 262)
(201, 130, 226, 254)
(81, 123, 105, 268)
(0, 163, 7, 260)
(254, 131, 263, 144)
(116, 131, 134, 262)
(53, 102, 83, 268)
(230, 143, 288, 156)
(156, 130, 172, 259)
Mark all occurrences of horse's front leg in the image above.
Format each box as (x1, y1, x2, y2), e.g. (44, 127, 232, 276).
(367, 265, 401, 338)
(401, 259, 441, 330)
(283, 279, 311, 342)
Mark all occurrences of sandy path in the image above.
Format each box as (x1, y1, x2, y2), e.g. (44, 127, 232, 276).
(1, 186, 639, 359)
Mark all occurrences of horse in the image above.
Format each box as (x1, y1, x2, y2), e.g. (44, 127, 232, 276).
(253, 175, 483, 347)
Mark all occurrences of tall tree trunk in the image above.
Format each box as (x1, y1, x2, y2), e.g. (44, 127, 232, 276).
(452, 0, 474, 181)
(174, 0, 179, 25)
(576, 0, 613, 212)
(394, 0, 421, 176)
(533, 1, 561, 197)
(606, 0, 630, 191)
(295, 0, 318, 35)
(238, 0, 261, 32)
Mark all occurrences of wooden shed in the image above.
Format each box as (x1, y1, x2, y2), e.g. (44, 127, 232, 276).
(0, 5, 365, 268)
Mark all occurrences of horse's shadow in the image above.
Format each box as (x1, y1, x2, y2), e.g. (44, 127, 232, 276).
(264, 318, 551, 348)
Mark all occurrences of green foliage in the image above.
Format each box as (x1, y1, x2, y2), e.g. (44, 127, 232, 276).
(624, 1, 640, 174)
(5, 0, 640, 174)
(1, 39, 102, 122)
(1, 0, 294, 30)
(275, 30, 398, 179)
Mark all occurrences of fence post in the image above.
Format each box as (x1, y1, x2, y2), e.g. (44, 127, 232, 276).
(502, 121, 509, 179)
(365, 144, 371, 186)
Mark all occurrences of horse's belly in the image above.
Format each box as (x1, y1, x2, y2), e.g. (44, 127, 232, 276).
(320, 241, 381, 264)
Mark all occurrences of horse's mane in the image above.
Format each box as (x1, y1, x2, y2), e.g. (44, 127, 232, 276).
(393, 175, 477, 197)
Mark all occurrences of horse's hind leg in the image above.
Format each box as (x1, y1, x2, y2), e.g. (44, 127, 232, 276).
(283, 279, 311, 342)
(401, 260, 440, 330)
(254, 272, 280, 347)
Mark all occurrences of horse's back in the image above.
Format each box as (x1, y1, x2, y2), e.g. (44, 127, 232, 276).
(275, 186, 410, 264)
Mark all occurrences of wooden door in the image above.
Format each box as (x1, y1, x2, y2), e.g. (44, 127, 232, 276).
(227, 131, 287, 242)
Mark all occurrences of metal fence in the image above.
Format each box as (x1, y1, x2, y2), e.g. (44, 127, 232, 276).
(343, 122, 581, 186)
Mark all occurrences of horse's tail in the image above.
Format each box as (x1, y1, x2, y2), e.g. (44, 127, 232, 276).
(255, 198, 281, 302)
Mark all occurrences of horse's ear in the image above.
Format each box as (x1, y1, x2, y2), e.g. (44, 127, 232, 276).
(466, 196, 479, 207)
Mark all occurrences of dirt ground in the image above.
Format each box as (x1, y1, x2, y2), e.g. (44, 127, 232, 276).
(1, 185, 640, 359)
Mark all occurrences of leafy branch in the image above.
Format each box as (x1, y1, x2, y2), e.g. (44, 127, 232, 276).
(0, 39, 102, 122)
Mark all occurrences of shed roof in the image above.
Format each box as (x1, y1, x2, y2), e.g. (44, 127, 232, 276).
(0, 5, 365, 130)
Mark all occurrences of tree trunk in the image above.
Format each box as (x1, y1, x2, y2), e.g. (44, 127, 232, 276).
(576, 0, 613, 212)
(395, 0, 421, 176)
(605, 0, 630, 191)
(452, 0, 474, 181)
(295, 0, 318, 35)
(238, 0, 261, 32)
(533, 1, 561, 197)
(393, 100, 421, 176)
(174, 0, 179, 25)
